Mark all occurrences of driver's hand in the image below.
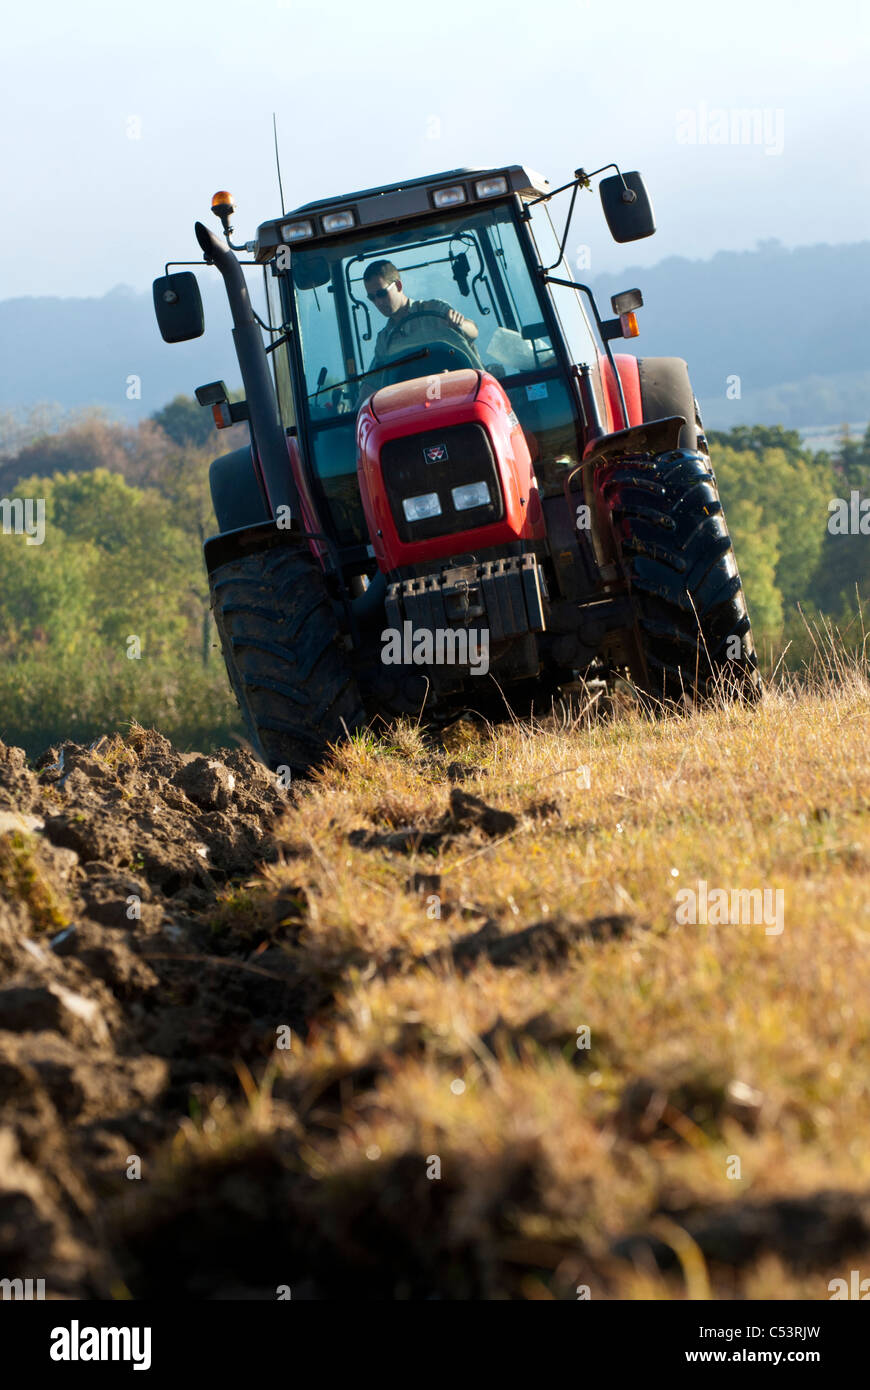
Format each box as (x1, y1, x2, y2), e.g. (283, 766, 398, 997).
(447, 307, 479, 341)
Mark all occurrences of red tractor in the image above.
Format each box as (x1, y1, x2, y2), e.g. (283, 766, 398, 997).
(153, 162, 760, 773)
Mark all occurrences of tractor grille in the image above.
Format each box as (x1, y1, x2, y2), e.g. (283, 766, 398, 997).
(381, 422, 504, 543)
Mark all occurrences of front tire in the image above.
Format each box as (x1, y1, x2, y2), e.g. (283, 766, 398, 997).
(209, 539, 367, 775)
(599, 446, 762, 704)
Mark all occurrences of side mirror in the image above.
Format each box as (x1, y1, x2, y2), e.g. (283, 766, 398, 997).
(152, 272, 204, 343)
(599, 172, 656, 243)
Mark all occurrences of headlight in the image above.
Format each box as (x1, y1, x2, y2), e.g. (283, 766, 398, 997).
(474, 176, 509, 199)
(452, 481, 490, 511)
(432, 184, 467, 208)
(280, 220, 314, 241)
(402, 492, 442, 522)
(322, 210, 355, 233)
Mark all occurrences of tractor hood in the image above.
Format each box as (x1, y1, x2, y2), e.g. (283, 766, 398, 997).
(356, 367, 545, 570)
(369, 369, 481, 427)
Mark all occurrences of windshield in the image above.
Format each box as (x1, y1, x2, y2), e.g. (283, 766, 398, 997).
(280, 202, 581, 548)
(288, 203, 561, 409)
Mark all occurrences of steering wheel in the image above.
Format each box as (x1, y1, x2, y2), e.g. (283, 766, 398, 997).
(381, 341, 482, 388)
(384, 307, 481, 366)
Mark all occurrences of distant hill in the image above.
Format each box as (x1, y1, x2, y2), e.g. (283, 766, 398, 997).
(585, 239, 870, 429)
(1, 239, 868, 430)
(0, 282, 242, 426)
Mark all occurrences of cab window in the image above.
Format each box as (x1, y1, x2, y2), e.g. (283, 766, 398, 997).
(282, 199, 585, 543)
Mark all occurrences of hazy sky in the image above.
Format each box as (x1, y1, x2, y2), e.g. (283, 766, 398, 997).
(1, 0, 868, 300)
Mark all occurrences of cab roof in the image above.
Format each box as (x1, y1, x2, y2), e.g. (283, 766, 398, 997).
(254, 163, 550, 263)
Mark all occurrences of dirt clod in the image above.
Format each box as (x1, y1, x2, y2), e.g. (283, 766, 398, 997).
(0, 726, 287, 1296)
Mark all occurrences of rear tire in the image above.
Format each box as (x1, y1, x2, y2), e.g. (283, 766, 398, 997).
(209, 539, 367, 775)
(599, 446, 762, 704)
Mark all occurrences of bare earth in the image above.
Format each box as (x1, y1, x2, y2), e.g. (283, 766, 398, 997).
(0, 670, 868, 1299)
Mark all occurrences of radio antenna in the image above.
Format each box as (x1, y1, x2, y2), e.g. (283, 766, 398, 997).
(272, 112, 286, 216)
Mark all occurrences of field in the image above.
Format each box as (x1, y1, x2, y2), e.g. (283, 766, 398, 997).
(1, 648, 869, 1299)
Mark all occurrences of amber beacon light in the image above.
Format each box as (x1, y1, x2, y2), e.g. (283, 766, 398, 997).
(210, 190, 236, 236)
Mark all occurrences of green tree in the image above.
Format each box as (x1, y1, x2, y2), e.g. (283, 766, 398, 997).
(832, 422, 870, 491)
(721, 496, 783, 636)
(151, 394, 217, 449)
(0, 466, 239, 754)
(151, 391, 245, 449)
(2, 469, 199, 658)
(810, 424, 870, 616)
(710, 430, 835, 631)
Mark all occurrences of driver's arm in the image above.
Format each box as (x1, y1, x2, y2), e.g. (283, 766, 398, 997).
(425, 297, 479, 342)
(446, 307, 479, 341)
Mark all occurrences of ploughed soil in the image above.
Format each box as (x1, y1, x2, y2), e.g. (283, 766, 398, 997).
(0, 726, 300, 1298)
(2, 703, 870, 1301)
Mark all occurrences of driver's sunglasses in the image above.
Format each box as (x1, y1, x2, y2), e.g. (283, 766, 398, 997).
(366, 285, 395, 302)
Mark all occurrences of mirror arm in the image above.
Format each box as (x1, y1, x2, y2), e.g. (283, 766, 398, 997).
(524, 162, 639, 270)
(162, 259, 206, 280)
(542, 274, 630, 430)
(524, 167, 591, 209)
(600, 317, 631, 342)
(540, 178, 581, 273)
(524, 162, 633, 214)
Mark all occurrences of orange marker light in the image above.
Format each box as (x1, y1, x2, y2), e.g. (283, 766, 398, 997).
(620, 311, 640, 338)
(211, 190, 235, 211)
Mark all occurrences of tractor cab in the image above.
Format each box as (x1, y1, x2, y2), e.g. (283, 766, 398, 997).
(256, 167, 615, 563)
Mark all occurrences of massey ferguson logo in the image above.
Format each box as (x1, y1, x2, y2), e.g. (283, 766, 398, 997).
(423, 443, 448, 464)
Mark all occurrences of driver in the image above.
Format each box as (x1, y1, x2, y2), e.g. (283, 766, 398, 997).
(362, 259, 480, 376)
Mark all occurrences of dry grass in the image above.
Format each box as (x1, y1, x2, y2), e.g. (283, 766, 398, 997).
(153, 645, 870, 1299)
